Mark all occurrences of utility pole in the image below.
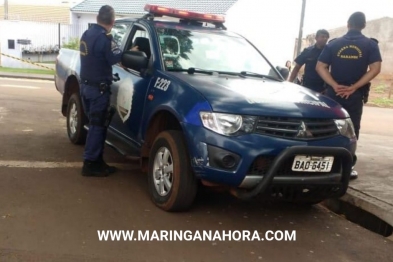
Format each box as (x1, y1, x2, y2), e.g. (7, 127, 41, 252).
(296, 0, 306, 57)
(4, 0, 9, 20)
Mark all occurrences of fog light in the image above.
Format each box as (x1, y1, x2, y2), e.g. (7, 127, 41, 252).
(207, 145, 240, 170)
(222, 155, 236, 168)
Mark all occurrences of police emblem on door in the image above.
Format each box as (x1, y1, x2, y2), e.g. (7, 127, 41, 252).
(116, 78, 134, 123)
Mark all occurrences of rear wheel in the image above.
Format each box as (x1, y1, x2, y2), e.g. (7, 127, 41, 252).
(66, 93, 87, 145)
(148, 130, 198, 212)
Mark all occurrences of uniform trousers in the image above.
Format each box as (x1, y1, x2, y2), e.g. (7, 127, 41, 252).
(80, 84, 110, 161)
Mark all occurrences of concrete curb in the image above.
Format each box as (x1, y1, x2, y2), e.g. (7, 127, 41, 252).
(323, 186, 393, 230)
(345, 187, 393, 226)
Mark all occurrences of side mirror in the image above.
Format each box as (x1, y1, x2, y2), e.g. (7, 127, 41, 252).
(121, 50, 149, 72)
(276, 66, 289, 80)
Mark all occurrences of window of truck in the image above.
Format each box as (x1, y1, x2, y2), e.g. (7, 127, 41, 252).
(155, 27, 279, 78)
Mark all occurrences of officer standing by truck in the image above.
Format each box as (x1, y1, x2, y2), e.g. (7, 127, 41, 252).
(288, 29, 330, 93)
(79, 5, 123, 176)
(316, 11, 382, 179)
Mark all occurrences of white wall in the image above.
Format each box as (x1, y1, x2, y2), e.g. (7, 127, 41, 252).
(0, 20, 35, 68)
(71, 13, 96, 25)
(0, 20, 88, 68)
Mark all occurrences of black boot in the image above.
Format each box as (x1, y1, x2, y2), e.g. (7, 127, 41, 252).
(82, 160, 110, 177)
(99, 159, 117, 174)
(95, 152, 117, 174)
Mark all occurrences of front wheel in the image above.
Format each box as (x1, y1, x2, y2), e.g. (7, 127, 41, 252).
(66, 93, 87, 145)
(148, 130, 198, 212)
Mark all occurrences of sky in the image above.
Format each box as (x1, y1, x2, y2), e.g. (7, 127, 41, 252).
(225, 0, 393, 66)
(1, 0, 392, 66)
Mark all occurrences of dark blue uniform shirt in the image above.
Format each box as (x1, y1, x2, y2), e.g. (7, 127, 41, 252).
(80, 24, 122, 84)
(318, 29, 382, 86)
(295, 45, 325, 91)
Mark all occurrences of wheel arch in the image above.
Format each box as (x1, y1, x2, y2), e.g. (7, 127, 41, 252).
(62, 75, 80, 116)
(140, 110, 183, 172)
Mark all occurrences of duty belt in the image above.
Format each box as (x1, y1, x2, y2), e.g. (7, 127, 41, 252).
(81, 79, 111, 93)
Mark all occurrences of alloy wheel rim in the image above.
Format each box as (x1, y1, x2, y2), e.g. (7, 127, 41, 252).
(69, 103, 78, 135)
(153, 147, 174, 196)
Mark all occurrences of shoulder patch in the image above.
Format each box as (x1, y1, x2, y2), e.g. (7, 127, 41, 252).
(370, 37, 379, 44)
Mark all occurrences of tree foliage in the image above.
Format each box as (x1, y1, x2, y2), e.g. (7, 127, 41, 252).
(62, 37, 80, 50)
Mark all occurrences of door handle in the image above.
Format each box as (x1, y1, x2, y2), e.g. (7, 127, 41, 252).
(113, 73, 120, 82)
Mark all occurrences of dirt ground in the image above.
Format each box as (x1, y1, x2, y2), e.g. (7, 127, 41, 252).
(367, 74, 393, 108)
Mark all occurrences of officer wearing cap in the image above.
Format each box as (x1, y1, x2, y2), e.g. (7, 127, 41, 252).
(79, 5, 123, 176)
(316, 11, 382, 179)
(288, 29, 330, 93)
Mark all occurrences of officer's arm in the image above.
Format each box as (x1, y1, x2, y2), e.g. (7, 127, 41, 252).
(288, 64, 302, 82)
(289, 50, 306, 82)
(352, 42, 382, 90)
(316, 45, 340, 90)
(351, 61, 381, 90)
(316, 61, 338, 88)
(104, 36, 123, 65)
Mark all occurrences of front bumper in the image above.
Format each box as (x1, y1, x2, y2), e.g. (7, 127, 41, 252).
(182, 122, 355, 200)
(230, 145, 352, 200)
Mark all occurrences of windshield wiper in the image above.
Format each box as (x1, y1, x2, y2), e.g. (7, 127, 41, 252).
(240, 71, 281, 81)
(168, 68, 241, 77)
(167, 68, 214, 75)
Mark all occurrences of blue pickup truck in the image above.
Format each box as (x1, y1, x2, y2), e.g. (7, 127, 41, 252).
(55, 5, 356, 211)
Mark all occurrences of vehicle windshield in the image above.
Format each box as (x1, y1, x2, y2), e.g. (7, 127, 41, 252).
(155, 27, 281, 78)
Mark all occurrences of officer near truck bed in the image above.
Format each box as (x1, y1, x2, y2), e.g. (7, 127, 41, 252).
(79, 5, 125, 176)
(316, 11, 382, 180)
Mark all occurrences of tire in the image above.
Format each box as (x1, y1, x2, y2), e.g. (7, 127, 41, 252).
(148, 130, 198, 212)
(66, 93, 87, 145)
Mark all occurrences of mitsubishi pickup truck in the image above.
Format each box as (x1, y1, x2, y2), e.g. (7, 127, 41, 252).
(55, 4, 357, 212)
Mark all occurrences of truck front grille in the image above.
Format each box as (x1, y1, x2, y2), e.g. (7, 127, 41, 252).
(254, 116, 339, 140)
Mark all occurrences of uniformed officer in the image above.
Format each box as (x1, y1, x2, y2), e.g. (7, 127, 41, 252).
(79, 5, 123, 176)
(288, 29, 330, 93)
(316, 12, 382, 179)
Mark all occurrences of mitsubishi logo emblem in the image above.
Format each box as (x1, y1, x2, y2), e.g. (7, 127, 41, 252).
(296, 121, 313, 138)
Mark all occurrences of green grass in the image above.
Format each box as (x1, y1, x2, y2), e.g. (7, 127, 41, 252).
(370, 97, 393, 107)
(0, 67, 55, 75)
(373, 84, 386, 94)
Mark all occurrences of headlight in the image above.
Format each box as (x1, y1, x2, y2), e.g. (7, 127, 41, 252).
(334, 118, 356, 139)
(199, 112, 256, 136)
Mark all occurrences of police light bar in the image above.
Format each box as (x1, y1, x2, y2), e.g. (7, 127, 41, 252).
(144, 4, 225, 23)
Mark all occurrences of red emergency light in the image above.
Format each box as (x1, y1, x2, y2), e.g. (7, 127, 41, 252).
(144, 4, 225, 24)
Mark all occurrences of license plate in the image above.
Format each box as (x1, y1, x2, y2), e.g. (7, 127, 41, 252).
(291, 155, 334, 172)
